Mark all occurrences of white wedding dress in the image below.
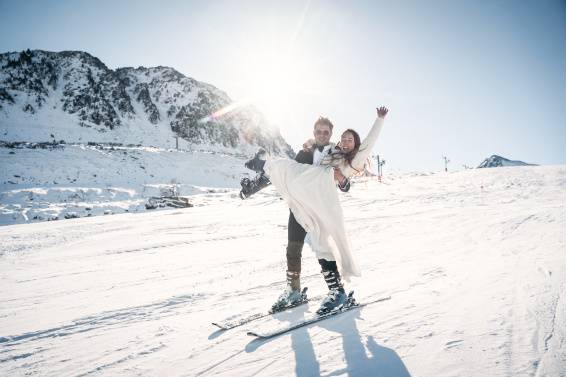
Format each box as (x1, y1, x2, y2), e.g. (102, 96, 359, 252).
(264, 117, 385, 281)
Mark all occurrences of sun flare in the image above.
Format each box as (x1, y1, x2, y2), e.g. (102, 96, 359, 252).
(199, 55, 319, 126)
(235, 51, 324, 127)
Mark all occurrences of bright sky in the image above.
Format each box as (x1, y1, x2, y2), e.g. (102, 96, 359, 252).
(1, 0, 565, 171)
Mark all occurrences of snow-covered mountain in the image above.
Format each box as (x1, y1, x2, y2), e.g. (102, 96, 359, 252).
(1, 166, 565, 376)
(0, 49, 293, 156)
(478, 155, 535, 168)
(0, 50, 299, 225)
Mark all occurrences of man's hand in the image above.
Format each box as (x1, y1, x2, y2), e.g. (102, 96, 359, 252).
(333, 167, 345, 183)
(377, 106, 389, 118)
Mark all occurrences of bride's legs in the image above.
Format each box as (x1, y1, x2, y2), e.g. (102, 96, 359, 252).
(244, 148, 267, 173)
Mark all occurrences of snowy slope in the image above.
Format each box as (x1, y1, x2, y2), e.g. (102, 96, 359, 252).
(1, 165, 565, 376)
(0, 142, 254, 225)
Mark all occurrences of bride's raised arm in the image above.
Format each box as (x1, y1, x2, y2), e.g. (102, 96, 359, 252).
(349, 107, 389, 171)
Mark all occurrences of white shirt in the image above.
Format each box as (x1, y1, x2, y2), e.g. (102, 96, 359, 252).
(313, 144, 332, 166)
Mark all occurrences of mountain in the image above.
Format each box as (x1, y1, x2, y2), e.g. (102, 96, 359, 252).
(477, 155, 536, 168)
(0, 49, 293, 156)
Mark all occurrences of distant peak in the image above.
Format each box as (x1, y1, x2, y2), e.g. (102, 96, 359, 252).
(477, 155, 536, 168)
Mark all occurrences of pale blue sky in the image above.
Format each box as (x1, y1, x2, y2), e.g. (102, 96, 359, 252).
(1, 0, 565, 171)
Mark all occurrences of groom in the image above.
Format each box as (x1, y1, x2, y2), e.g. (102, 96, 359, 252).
(271, 116, 351, 312)
(240, 116, 352, 312)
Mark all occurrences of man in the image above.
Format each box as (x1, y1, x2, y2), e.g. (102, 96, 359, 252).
(240, 116, 351, 312)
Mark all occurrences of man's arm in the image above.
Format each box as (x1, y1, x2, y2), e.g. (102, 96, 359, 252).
(295, 146, 349, 191)
(338, 177, 351, 192)
(334, 167, 351, 192)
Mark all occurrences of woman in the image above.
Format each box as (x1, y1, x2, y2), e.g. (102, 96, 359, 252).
(245, 106, 389, 313)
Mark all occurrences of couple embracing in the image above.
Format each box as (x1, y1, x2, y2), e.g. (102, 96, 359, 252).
(241, 106, 389, 314)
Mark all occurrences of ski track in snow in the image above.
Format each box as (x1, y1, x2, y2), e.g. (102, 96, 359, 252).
(1, 166, 565, 376)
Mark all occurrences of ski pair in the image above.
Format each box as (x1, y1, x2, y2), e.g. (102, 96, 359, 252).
(212, 287, 317, 330)
(247, 294, 392, 339)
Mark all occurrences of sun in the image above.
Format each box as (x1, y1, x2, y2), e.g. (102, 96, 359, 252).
(238, 53, 319, 126)
(200, 53, 316, 126)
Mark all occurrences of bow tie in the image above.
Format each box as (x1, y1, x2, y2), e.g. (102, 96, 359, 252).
(314, 145, 325, 152)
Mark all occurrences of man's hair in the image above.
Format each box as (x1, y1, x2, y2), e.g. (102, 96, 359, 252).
(313, 116, 334, 131)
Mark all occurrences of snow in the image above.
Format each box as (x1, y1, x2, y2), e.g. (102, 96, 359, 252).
(0, 143, 253, 225)
(1, 165, 565, 376)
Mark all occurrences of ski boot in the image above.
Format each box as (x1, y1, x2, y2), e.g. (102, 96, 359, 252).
(316, 264, 355, 315)
(270, 270, 308, 313)
(244, 148, 267, 173)
(270, 286, 308, 314)
(316, 289, 357, 315)
(239, 173, 271, 199)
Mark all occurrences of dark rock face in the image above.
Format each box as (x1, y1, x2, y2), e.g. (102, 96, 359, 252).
(0, 88, 15, 105)
(170, 91, 239, 148)
(60, 66, 129, 129)
(0, 49, 294, 156)
(134, 83, 160, 124)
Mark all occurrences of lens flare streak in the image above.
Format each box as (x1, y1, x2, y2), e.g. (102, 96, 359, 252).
(198, 98, 253, 124)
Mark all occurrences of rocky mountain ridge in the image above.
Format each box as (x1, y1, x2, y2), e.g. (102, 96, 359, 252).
(0, 49, 293, 156)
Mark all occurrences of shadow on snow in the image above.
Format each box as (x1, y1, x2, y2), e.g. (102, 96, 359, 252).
(245, 306, 411, 377)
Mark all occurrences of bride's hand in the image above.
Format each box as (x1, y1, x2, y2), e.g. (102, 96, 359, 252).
(302, 138, 315, 151)
(377, 106, 389, 118)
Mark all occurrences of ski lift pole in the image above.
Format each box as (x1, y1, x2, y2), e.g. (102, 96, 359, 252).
(376, 155, 381, 181)
(376, 155, 386, 182)
(443, 156, 450, 172)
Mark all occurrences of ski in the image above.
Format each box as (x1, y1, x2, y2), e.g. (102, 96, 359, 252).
(247, 295, 391, 339)
(212, 287, 319, 330)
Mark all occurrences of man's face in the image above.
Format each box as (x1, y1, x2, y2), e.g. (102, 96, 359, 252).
(313, 124, 332, 146)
